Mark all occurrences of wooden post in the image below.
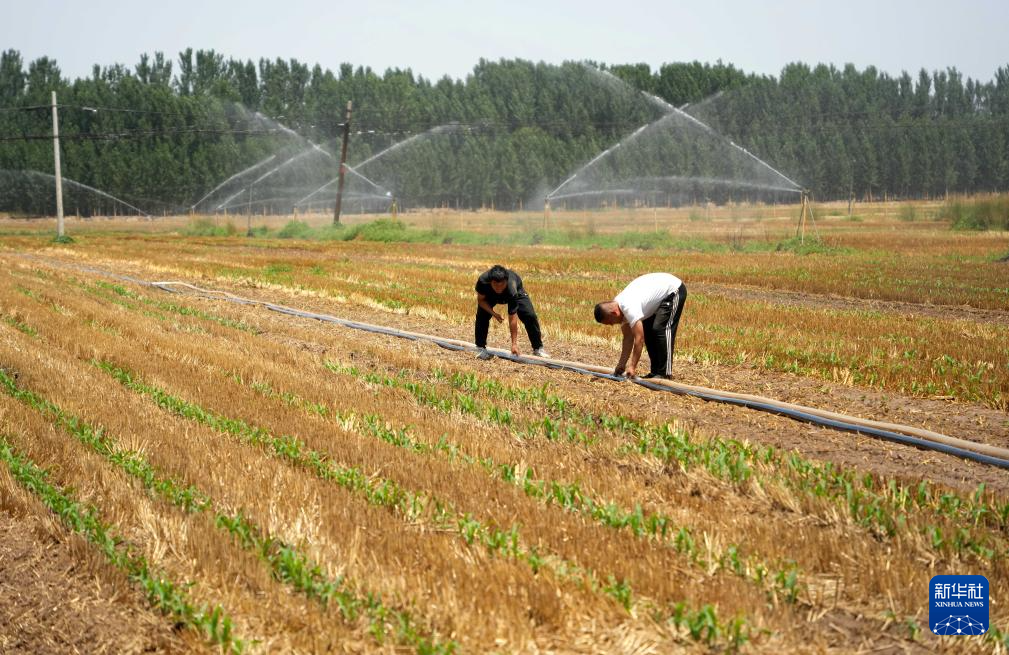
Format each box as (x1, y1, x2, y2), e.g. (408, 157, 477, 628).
(246, 185, 253, 236)
(333, 100, 352, 224)
(848, 170, 854, 217)
(796, 192, 809, 242)
(51, 91, 64, 238)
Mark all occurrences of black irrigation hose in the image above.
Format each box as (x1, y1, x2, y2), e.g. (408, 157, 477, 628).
(150, 281, 1009, 470)
(491, 352, 1009, 470)
(13, 254, 1009, 471)
(631, 379, 1009, 470)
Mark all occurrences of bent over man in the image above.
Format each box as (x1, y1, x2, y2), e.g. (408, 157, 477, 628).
(593, 272, 687, 379)
(475, 264, 549, 360)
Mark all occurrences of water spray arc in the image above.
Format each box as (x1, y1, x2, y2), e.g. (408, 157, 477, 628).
(219, 191, 393, 213)
(213, 145, 336, 212)
(295, 123, 463, 209)
(727, 140, 802, 191)
(64, 181, 151, 217)
(624, 175, 801, 195)
(190, 155, 277, 212)
(547, 189, 637, 202)
(345, 166, 391, 196)
(545, 122, 651, 200)
(194, 106, 394, 218)
(589, 65, 802, 193)
(9, 170, 151, 217)
(193, 106, 346, 214)
(294, 165, 391, 207)
(636, 77, 801, 192)
(358, 123, 462, 170)
(252, 111, 300, 139)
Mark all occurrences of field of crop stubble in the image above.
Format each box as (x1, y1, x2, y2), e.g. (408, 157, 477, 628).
(1, 202, 1008, 653)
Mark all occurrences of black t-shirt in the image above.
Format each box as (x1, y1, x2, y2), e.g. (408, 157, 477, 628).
(475, 268, 526, 314)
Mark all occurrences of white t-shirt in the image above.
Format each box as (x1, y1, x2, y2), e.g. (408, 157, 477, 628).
(615, 273, 683, 327)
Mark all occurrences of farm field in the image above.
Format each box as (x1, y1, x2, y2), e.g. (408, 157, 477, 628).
(1, 206, 1008, 653)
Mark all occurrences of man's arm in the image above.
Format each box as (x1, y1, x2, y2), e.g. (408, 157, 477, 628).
(615, 321, 644, 376)
(615, 322, 633, 374)
(508, 313, 520, 355)
(625, 320, 645, 377)
(477, 293, 503, 322)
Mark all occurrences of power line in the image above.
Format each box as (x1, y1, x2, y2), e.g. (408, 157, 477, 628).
(0, 104, 51, 113)
(58, 103, 211, 118)
(0, 127, 295, 142)
(3, 114, 1008, 144)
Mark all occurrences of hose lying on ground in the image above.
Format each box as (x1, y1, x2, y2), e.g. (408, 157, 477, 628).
(146, 279, 1009, 471)
(11, 256, 1005, 469)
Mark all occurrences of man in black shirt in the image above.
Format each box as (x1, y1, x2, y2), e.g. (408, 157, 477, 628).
(474, 264, 549, 360)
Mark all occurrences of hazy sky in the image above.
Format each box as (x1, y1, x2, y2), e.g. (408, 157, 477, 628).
(3, 0, 1007, 83)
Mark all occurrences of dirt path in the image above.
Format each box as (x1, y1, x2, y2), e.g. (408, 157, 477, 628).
(0, 512, 191, 654)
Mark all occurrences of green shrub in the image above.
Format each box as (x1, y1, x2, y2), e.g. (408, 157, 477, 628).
(277, 220, 313, 239)
(183, 218, 237, 236)
(312, 224, 351, 241)
(943, 196, 1009, 231)
(351, 218, 410, 242)
(775, 236, 837, 254)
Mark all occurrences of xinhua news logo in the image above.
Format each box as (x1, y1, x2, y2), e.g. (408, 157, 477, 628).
(930, 575, 988, 636)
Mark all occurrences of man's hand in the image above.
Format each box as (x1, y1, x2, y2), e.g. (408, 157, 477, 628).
(511, 345, 521, 356)
(492, 311, 504, 323)
(614, 364, 625, 376)
(624, 364, 637, 378)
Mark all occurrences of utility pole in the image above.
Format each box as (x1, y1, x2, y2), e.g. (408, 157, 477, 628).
(246, 185, 253, 236)
(333, 100, 352, 224)
(51, 91, 65, 239)
(848, 160, 854, 217)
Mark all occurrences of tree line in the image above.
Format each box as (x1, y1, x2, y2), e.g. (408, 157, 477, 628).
(0, 48, 1006, 215)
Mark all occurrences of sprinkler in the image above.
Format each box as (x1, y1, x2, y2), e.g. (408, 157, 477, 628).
(795, 190, 819, 243)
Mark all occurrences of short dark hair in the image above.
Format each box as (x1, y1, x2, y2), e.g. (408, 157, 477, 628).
(593, 302, 607, 323)
(488, 265, 509, 282)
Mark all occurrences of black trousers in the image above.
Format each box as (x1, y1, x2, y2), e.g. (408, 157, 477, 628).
(475, 294, 543, 349)
(642, 284, 687, 376)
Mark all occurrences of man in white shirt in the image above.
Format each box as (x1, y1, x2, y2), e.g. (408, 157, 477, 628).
(593, 273, 687, 379)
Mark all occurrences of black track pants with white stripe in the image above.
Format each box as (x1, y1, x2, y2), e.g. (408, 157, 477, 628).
(474, 294, 544, 350)
(642, 284, 687, 376)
